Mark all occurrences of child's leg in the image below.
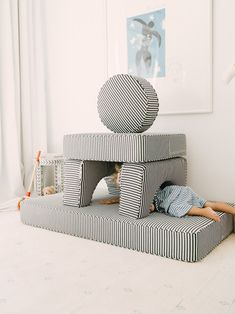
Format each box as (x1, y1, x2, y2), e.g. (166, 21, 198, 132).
(205, 201, 235, 215)
(98, 196, 120, 205)
(187, 206, 221, 222)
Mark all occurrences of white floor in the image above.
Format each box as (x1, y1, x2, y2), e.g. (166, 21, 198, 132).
(1, 209, 235, 314)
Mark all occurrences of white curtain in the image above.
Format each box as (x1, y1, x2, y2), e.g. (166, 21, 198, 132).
(0, 0, 47, 208)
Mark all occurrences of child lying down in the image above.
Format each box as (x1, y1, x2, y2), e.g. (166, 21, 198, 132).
(99, 164, 235, 222)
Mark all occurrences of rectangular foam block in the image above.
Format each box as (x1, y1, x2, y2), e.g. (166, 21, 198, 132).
(63, 133, 186, 162)
(20, 191, 233, 262)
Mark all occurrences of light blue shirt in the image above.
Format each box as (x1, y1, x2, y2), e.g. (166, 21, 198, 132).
(153, 185, 206, 218)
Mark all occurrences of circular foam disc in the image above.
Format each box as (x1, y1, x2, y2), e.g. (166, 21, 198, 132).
(97, 74, 159, 133)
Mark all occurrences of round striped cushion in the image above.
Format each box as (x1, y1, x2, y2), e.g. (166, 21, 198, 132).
(97, 74, 159, 133)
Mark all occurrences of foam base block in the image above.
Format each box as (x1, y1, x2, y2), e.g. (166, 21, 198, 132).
(20, 190, 233, 262)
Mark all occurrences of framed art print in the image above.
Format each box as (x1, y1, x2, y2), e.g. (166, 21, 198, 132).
(106, 0, 212, 114)
(127, 8, 165, 79)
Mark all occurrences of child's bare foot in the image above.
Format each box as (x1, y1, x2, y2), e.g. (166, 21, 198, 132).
(202, 207, 221, 222)
(149, 204, 155, 213)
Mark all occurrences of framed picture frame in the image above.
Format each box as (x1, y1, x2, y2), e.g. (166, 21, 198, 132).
(106, 0, 212, 115)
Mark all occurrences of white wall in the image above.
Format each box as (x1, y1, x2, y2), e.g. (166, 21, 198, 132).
(153, 0, 235, 201)
(44, 0, 235, 202)
(44, 0, 108, 153)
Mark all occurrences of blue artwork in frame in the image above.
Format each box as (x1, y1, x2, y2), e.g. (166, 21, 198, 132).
(127, 8, 165, 78)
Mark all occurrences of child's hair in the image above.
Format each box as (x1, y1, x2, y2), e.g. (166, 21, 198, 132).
(114, 163, 122, 173)
(111, 163, 122, 185)
(160, 180, 175, 190)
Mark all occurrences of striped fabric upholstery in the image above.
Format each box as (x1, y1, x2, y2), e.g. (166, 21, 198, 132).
(97, 74, 159, 133)
(119, 158, 187, 219)
(64, 157, 187, 219)
(20, 192, 233, 262)
(63, 133, 186, 162)
(227, 202, 235, 232)
(63, 160, 114, 207)
(63, 159, 82, 207)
